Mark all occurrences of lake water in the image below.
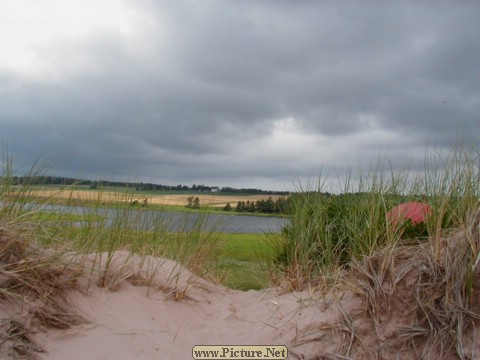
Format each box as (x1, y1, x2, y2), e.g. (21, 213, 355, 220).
(36, 203, 290, 234)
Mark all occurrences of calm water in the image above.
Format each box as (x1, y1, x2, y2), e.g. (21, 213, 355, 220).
(36, 203, 290, 234)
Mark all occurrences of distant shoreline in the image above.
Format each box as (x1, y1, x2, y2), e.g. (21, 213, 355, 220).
(20, 186, 289, 218)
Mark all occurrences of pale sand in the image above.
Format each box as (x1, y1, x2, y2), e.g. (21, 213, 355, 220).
(32, 252, 357, 360)
(7, 250, 474, 359)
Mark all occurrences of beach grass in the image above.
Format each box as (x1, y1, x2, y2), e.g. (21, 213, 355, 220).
(266, 145, 480, 358)
(269, 145, 480, 291)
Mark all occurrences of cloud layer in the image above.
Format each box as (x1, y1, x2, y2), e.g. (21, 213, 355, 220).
(1, 1, 479, 190)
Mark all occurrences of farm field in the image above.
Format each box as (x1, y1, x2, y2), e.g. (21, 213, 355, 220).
(25, 187, 286, 208)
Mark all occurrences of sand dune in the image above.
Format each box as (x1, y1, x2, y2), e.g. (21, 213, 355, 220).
(30, 252, 352, 360)
(5, 247, 479, 359)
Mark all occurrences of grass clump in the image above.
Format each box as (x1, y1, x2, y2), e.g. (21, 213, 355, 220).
(0, 157, 230, 358)
(279, 145, 480, 358)
(271, 182, 405, 291)
(0, 219, 84, 359)
(271, 146, 480, 292)
(298, 210, 480, 359)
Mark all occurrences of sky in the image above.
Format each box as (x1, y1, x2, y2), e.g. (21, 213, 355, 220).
(0, 1, 479, 191)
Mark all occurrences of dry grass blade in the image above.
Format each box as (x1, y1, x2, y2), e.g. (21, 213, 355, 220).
(30, 300, 85, 330)
(0, 229, 28, 265)
(0, 319, 44, 360)
(294, 216, 480, 359)
(292, 303, 370, 359)
(0, 219, 86, 359)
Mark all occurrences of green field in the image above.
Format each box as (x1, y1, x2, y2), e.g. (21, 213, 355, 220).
(216, 233, 276, 290)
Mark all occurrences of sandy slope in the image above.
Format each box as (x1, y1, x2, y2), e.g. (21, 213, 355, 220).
(5, 249, 476, 359)
(33, 252, 353, 360)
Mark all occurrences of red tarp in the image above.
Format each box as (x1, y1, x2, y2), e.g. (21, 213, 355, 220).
(387, 202, 432, 225)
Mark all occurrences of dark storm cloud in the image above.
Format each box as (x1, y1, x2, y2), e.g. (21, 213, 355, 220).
(1, 0, 479, 190)
(154, 1, 480, 139)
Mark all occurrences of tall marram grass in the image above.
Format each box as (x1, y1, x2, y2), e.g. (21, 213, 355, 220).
(0, 156, 85, 358)
(37, 187, 223, 288)
(276, 145, 480, 358)
(271, 145, 480, 291)
(0, 156, 223, 358)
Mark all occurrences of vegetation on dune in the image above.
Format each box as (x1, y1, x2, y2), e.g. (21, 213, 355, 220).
(0, 155, 266, 358)
(2, 144, 480, 358)
(270, 145, 480, 358)
(0, 159, 84, 358)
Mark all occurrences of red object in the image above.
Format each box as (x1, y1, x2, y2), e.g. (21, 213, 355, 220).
(387, 202, 432, 225)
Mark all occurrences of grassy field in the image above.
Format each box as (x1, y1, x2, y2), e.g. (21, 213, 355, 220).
(216, 233, 276, 290)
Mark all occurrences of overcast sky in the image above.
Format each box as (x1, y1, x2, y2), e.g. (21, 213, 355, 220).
(1, 1, 479, 191)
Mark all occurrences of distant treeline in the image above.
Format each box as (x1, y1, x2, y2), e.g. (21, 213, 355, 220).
(226, 196, 289, 214)
(218, 186, 289, 195)
(7, 176, 289, 195)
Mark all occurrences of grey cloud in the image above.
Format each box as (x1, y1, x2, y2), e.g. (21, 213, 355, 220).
(1, 1, 479, 190)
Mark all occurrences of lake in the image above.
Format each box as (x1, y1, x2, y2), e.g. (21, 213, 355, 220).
(36, 203, 290, 234)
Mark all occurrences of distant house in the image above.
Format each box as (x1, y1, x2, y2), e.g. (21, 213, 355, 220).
(211, 187, 220, 193)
